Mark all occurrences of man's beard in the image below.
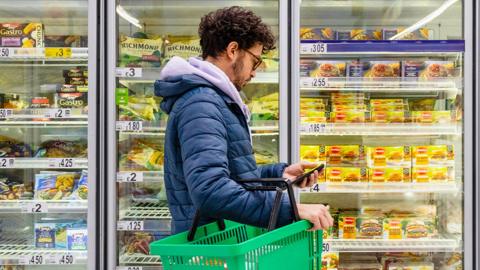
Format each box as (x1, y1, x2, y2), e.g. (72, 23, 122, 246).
(232, 59, 244, 91)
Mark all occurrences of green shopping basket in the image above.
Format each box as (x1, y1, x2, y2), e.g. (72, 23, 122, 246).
(150, 177, 324, 270)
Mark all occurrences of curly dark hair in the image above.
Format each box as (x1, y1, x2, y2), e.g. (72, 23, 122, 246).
(198, 6, 276, 59)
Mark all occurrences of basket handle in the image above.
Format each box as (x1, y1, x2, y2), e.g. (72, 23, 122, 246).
(187, 178, 299, 241)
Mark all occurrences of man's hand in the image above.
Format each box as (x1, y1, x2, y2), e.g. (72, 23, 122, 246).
(297, 204, 333, 231)
(283, 162, 320, 188)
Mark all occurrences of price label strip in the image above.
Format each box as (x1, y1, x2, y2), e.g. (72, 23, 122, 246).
(117, 172, 144, 183)
(310, 183, 327, 193)
(0, 109, 13, 119)
(116, 121, 143, 132)
(50, 158, 76, 168)
(300, 77, 330, 88)
(45, 48, 72, 58)
(117, 221, 145, 231)
(44, 109, 72, 118)
(300, 43, 328, 54)
(117, 267, 143, 270)
(19, 254, 56, 265)
(21, 201, 48, 213)
(0, 158, 15, 168)
(57, 254, 76, 265)
(115, 67, 143, 78)
(322, 242, 336, 253)
(0, 48, 13, 58)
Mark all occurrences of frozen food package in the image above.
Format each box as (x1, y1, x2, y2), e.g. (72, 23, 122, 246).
(357, 215, 383, 239)
(339, 262, 383, 270)
(300, 27, 336, 40)
(121, 232, 168, 255)
(300, 97, 328, 111)
(363, 61, 401, 78)
(382, 218, 403, 239)
(408, 98, 436, 111)
(34, 173, 78, 200)
(347, 60, 364, 77)
(119, 33, 163, 68)
(412, 145, 455, 166)
(45, 35, 87, 47)
(300, 60, 346, 77)
(338, 214, 358, 239)
(366, 146, 411, 167)
(404, 218, 437, 238)
(388, 262, 434, 270)
(0, 135, 32, 157)
(329, 111, 366, 123)
(439, 253, 462, 270)
(370, 111, 405, 123)
(336, 28, 382, 40)
(326, 167, 368, 182)
(0, 174, 29, 200)
(331, 92, 366, 100)
(370, 99, 406, 111)
(326, 145, 364, 165)
(332, 104, 368, 112)
(132, 182, 165, 202)
(402, 60, 426, 78)
(420, 61, 457, 79)
(163, 35, 202, 65)
(412, 166, 454, 182)
(118, 95, 161, 121)
(35, 223, 56, 248)
(369, 167, 411, 183)
(0, 23, 44, 47)
(383, 27, 431, 40)
(54, 92, 87, 108)
(34, 139, 88, 158)
(322, 252, 339, 270)
(300, 145, 325, 162)
(69, 170, 87, 200)
(119, 138, 164, 171)
(67, 228, 88, 250)
(411, 111, 454, 124)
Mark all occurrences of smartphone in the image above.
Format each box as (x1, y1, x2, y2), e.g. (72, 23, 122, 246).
(292, 164, 325, 185)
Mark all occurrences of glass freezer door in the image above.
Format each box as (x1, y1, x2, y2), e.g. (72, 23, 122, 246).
(107, 1, 288, 269)
(294, 0, 470, 269)
(0, 0, 95, 269)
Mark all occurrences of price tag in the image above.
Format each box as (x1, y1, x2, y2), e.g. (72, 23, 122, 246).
(300, 43, 328, 54)
(57, 254, 75, 265)
(117, 221, 144, 231)
(116, 121, 143, 132)
(322, 243, 336, 253)
(115, 67, 142, 78)
(0, 158, 15, 168)
(300, 77, 330, 88)
(51, 158, 76, 168)
(0, 109, 13, 119)
(117, 172, 144, 183)
(45, 48, 72, 58)
(20, 255, 46, 265)
(22, 202, 48, 213)
(301, 123, 327, 133)
(0, 48, 13, 58)
(44, 109, 72, 118)
(117, 267, 143, 270)
(310, 183, 326, 193)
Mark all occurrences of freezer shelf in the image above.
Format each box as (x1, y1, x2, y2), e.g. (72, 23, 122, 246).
(300, 40, 464, 56)
(0, 200, 87, 213)
(0, 158, 88, 169)
(118, 202, 171, 232)
(323, 237, 459, 252)
(300, 123, 460, 136)
(0, 241, 86, 265)
(303, 182, 460, 194)
(0, 47, 88, 61)
(116, 67, 278, 84)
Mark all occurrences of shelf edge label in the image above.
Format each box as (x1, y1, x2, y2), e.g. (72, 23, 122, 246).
(117, 172, 144, 183)
(45, 48, 72, 58)
(21, 201, 48, 213)
(0, 109, 13, 119)
(0, 48, 14, 58)
(300, 43, 328, 54)
(0, 158, 15, 168)
(116, 121, 143, 132)
(115, 67, 142, 78)
(117, 221, 145, 231)
(300, 77, 330, 88)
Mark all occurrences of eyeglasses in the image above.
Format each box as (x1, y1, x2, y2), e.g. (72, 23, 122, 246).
(244, 49, 263, 71)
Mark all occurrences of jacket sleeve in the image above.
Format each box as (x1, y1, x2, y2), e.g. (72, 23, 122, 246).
(257, 163, 288, 179)
(177, 96, 294, 228)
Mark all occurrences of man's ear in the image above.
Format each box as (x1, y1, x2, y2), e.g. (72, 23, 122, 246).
(225, 41, 239, 61)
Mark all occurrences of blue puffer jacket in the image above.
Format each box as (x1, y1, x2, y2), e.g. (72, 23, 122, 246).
(154, 74, 294, 234)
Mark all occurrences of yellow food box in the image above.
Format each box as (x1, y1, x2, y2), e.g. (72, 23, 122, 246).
(411, 111, 453, 124)
(366, 146, 411, 167)
(412, 166, 453, 183)
(370, 99, 405, 106)
(329, 111, 366, 123)
(326, 167, 368, 182)
(370, 111, 405, 123)
(300, 145, 327, 162)
(369, 167, 411, 183)
(382, 218, 404, 240)
(326, 145, 364, 165)
(331, 92, 365, 100)
(332, 104, 368, 111)
(412, 145, 454, 166)
(338, 215, 357, 239)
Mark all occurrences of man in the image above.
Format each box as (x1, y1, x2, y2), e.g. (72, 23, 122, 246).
(155, 6, 333, 234)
